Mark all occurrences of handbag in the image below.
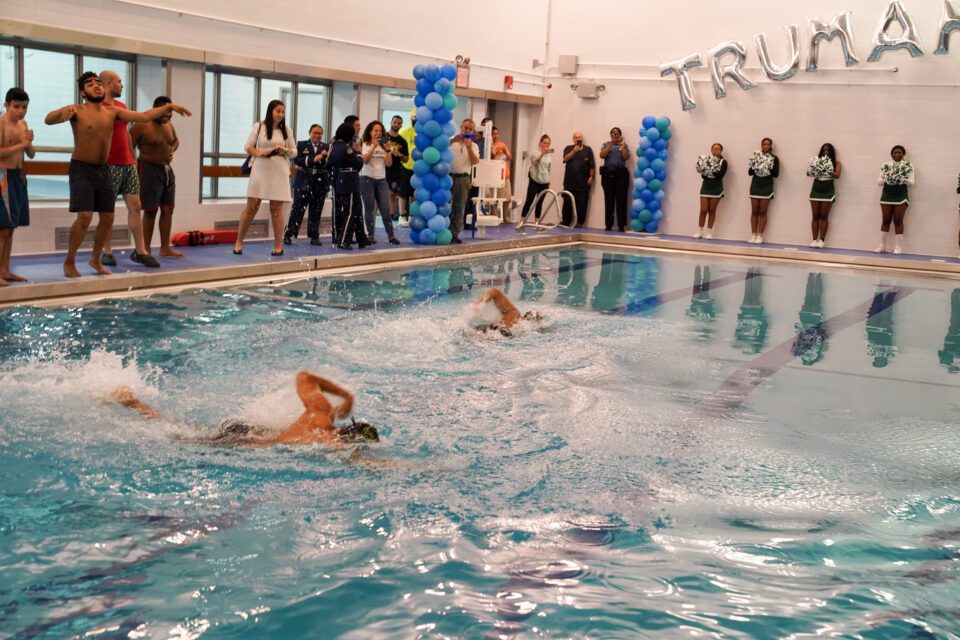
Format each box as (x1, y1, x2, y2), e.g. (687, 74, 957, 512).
(240, 122, 263, 176)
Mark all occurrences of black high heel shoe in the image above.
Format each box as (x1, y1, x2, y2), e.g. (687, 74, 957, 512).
(271, 249, 284, 257)
(232, 248, 243, 255)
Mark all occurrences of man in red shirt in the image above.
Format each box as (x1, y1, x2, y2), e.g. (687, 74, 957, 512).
(99, 70, 159, 268)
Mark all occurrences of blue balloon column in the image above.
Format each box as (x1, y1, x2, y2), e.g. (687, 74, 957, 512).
(630, 115, 672, 233)
(409, 63, 459, 245)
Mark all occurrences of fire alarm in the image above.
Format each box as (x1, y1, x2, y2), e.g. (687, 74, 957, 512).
(504, 75, 514, 90)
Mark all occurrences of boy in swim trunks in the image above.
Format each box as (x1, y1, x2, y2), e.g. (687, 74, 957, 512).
(0, 87, 35, 286)
(108, 371, 377, 446)
(44, 72, 191, 278)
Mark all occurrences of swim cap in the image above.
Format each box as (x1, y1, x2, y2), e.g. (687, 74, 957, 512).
(338, 417, 380, 442)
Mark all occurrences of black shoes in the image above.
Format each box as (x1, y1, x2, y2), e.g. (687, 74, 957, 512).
(389, 237, 400, 245)
(310, 238, 323, 246)
(283, 236, 293, 245)
(451, 236, 463, 244)
(337, 244, 354, 250)
(131, 251, 160, 268)
(101, 252, 118, 266)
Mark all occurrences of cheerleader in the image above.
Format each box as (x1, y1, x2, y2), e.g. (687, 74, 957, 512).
(693, 143, 727, 239)
(807, 143, 842, 248)
(746, 137, 780, 244)
(875, 145, 914, 255)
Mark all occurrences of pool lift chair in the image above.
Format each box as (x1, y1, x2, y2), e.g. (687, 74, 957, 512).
(515, 188, 576, 234)
(467, 159, 508, 238)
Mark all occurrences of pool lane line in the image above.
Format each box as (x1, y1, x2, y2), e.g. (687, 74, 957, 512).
(712, 357, 960, 391)
(601, 269, 763, 316)
(710, 286, 916, 414)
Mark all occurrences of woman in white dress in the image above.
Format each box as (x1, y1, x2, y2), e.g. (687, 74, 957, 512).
(233, 99, 296, 256)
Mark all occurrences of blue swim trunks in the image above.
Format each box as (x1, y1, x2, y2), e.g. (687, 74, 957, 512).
(0, 168, 29, 228)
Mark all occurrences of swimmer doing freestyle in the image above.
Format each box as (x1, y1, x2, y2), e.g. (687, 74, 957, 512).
(470, 288, 542, 337)
(109, 371, 378, 446)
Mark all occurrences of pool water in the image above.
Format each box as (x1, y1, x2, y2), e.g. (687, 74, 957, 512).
(2, 246, 960, 638)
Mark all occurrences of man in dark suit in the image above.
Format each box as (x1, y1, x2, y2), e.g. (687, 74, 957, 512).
(284, 124, 330, 245)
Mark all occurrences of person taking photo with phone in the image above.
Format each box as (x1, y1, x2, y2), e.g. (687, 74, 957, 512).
(520, 134, 553, 221)
(562, 131, 595, 227)
(449, 118, 480, 244)
(360, 120, 398, 244)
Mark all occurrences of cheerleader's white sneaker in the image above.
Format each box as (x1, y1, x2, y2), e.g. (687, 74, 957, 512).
(755, 235, 763, 245)
(809, 239, 819, 248)
(817, 239, 824, 248)
(704, 231, 713, 240)
(873, 243, 885, 253)
(893, 245, 902, 255)
(692, 230, 703, 239)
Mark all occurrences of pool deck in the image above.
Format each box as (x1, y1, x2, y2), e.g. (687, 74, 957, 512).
(2, 224, 960, 306)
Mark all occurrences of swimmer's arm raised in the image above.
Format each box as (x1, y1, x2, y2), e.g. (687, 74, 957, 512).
(108, 385, 160, 419)
(296, 371, 353, 418)
(477, 288, 521, 328)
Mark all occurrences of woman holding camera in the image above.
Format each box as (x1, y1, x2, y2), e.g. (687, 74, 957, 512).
(599, 126, 630, 231)
(360, 120, 398, 244)
(233, 99, 296, 256)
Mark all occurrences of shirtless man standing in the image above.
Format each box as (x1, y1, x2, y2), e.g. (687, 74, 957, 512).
(109, 371, 375, 446)
(130, 96, 183, 258)
(0, 87, 35, 286)
(44, 72, 191, 278)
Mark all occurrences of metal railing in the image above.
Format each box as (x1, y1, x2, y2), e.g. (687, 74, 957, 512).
(515, 189, 576, 233)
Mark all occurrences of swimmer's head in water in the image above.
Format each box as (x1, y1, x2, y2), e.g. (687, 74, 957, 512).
(338, 417, 380, 443)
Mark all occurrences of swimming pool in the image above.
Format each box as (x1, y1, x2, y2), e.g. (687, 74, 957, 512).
(2, 246, 959, 638)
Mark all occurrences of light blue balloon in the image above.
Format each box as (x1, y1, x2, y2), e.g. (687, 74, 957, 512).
(420, 201, 438, 218)
(437, 203, 451, 217)
(423, 120, 442, 138)
(441, 122, 456, 137)
(637, 158, 650, 171)
(639, 137, 652, 149)
(440, 64, 458, 81)
(410, 215, 426, 232)
(413, 159, 431, 176)
(427, 214, 447, 232)
(635, 177, 648, 190)
(421, 173, 440, 191)
(440, 148, 454, 164)
(410, 174, 423, 190)
(416, 106, 434, 123)
(432, 134, 450, 151)
(434, 78, 452, 95)
(424, 64, 440, 82)
(432, 161, 451, 176)
(651, 159, 665, 172)
(656, 116, 671, 131)
(424, 92, 443, 110)
(642, 168, 655, 181)
(415, 188, 431, 203)
(658, 149, 669, 160)
(413, 64, 426, 80)
(646, 127, 661, 142)
(642, 115, 657, 129)
(655, 189, 666, 200)
(653, 210, 663, 222)
(633, 167, 644, 179)
(420, 228, 436, 244)
(633, 186, 643, 198)
(411, 148, 422, 161)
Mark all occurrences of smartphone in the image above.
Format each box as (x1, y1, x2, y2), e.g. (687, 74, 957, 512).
(546, 148, 555, 153)
(378, 135, 389, 145)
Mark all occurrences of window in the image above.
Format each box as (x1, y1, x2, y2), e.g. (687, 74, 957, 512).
(203, 70, 331, 199)
(2, 40, 135, 201)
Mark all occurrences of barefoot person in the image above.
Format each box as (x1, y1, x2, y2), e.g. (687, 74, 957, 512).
(44, 72, 191, 278)
(98, 70, 160, 269)
(130, 96, 183, 258)
(0, 87, 35, 286)
(108, 371, 379, 446)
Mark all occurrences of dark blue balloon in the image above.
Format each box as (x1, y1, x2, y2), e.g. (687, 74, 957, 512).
(437, 203, 451, 217)
(413, 64, 426, 79)
(440, 64, 457, 81)
(658, 149, 669, 160)
(644, 147, 658, 161)
(414, 121, 424, 134)
(424, 64, 440, 82)
(409, 230, 421, 243)
(630, 209, 640, 219)
(640, 189, 654, 202)
(411, 148, 422, 161)
(647, 199, 660, 213)
(413, 159, 430, 176)
(415, 188, 431, 203)
(415, 134, 431, 150)
(654, 139, 667, 151)
(420, 227, 436, 244)
(414, 94, 425, 108)
(433, 107, 452, 124)
(633, 187, 643, 198)
(416, 78, 433, 95)
(410, 215, 426, 232)
(421, 173, 440, 191)
(642, 115, 657, 129)
(431, 189, 450, 205)
(644, 221, 659, 233)
(656, 170, 667, 181)
(440, 176, 453, 190)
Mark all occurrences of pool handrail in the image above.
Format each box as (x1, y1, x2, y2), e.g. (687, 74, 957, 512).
(516, 189, 577, 234)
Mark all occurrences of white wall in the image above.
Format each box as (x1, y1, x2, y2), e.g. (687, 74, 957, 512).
(542, 0, 960, 256)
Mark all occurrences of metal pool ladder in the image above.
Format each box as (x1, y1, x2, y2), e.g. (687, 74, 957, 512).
(516, 189, 577, 234)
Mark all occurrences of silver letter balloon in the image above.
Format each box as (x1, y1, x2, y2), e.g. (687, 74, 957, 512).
(868, 0, 924, 61)
(807, 11, 860, 71)
(755, 25, 801, 81)
(935, 0, 960, 54)
(707, 41, 755, 99)
(660, 53, 703, 111)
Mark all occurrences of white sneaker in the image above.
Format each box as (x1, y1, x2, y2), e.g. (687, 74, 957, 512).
(748, 234, 757, 244)
(755, 235, 763, 245)
(398, 218, 410, 227)
(692, 230, 703, 239)
(809, 239, 819, 248)
(817, 239, 824, 248)
(704, 231, 713, 240)
(893, 245, 902, 255)
(873, 243, 885, 253)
